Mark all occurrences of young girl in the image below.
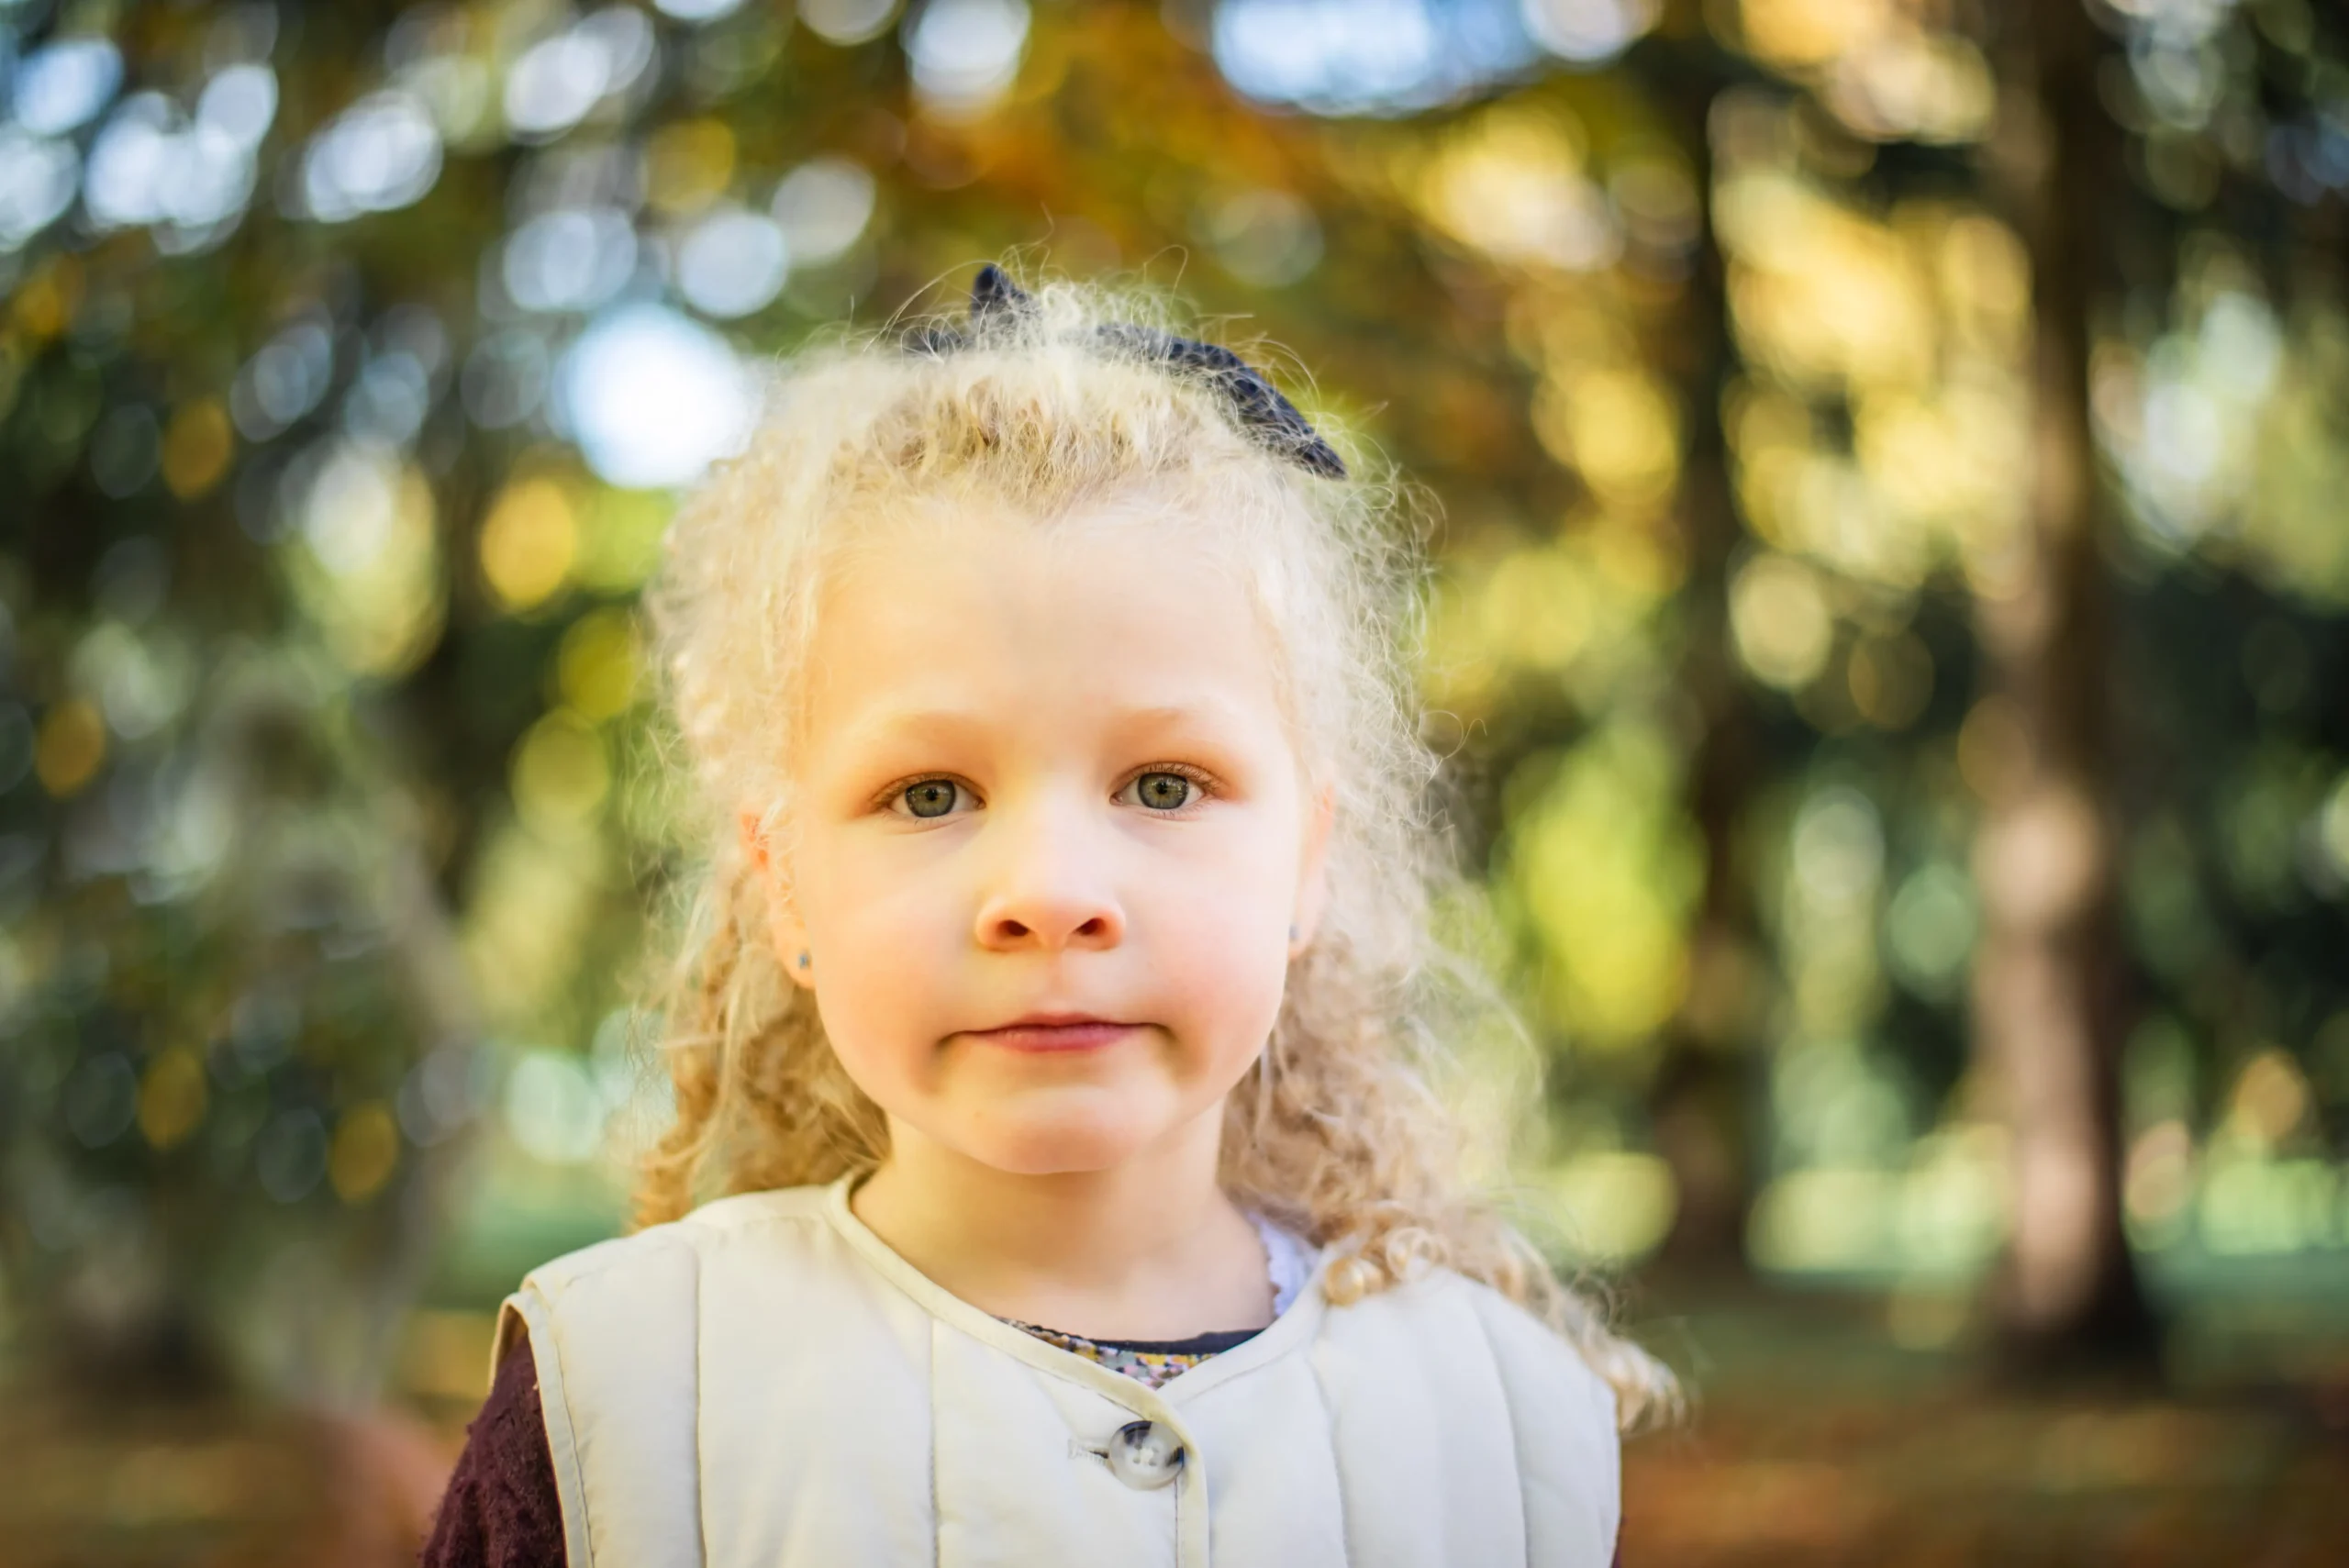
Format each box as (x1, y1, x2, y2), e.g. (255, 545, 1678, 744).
(421, 265, 1672, 1568)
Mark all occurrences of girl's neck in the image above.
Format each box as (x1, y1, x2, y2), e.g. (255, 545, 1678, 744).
(847, 1110, 1276, 1342)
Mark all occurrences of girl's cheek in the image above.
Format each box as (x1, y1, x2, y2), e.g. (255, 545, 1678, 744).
(1153, 875, 1294, 1007)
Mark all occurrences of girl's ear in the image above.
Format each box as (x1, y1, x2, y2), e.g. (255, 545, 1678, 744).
(739, 806, 817, 992)
(1289, 781, 1338, 957)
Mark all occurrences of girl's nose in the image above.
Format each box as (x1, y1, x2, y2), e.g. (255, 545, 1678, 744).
(971, 799, 1126, 952)
(975, 898, 1123, 951)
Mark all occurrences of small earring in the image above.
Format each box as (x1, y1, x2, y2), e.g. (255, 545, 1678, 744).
(796, 951, 810, 969)
(1288, 924, 1299, 941)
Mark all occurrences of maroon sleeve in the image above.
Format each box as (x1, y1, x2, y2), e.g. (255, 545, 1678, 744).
(418, 1336, 567, 1568)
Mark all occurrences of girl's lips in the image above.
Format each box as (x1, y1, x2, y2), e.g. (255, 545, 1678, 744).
(969, 1021, 1137, 1052)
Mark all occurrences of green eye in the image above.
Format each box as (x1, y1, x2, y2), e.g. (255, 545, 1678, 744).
(901, 780, 961, 818)
(1133, 773, 1195, 811)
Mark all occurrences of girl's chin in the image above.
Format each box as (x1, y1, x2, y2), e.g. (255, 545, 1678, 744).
(957, 1129, 1162, 1177)
(944, 1098, 1198, 1176)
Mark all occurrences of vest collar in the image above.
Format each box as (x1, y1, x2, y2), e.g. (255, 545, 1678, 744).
(816, 1172, 1333, 1414)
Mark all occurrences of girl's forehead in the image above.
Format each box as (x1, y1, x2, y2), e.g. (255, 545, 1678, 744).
(812, 495, 1253, 634)
(826, 484, 1234, 567)
(795, 501, 1296, 751)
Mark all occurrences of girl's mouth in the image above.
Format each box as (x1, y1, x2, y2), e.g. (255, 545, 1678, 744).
(966, 1016, 1139, 1052)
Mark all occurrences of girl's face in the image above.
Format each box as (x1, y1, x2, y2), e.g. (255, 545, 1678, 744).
(746, 498, 1334, 1177)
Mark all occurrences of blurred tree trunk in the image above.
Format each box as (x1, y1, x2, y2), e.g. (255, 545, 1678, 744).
(1970, 0, 2156, 1369)
(1653, 37, 1764, 1274)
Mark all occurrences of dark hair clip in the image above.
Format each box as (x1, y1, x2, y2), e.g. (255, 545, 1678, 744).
(900, 265, 1347, 480)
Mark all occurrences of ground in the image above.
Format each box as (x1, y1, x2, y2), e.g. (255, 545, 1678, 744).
(1619, 1273, 2349, 1566)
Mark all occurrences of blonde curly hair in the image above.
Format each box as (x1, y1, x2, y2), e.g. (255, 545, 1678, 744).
(630, 267, 1677, 1430)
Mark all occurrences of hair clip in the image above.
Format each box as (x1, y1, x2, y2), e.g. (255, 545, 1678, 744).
(901, 265, 1348, 480)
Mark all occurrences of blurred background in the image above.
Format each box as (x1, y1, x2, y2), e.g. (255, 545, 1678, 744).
(2, 0, 2346, 1562)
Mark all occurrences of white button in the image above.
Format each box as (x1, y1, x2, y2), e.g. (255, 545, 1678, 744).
(1103, 1419, 1184, 1490)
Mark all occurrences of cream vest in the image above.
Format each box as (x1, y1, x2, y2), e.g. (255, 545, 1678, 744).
(492, 1176, 1620, 1568)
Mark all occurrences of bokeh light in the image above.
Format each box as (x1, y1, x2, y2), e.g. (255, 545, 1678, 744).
(12, 37, 121, 137)
(296, 89, 442, 223)
(903, 0, 1032, 113)
(770, 154, 876, 265)
(675, 205, 791, 318)
(555, 304, 755, 489)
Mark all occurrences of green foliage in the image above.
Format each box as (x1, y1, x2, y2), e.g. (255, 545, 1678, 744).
(3, 0, 2346, 1402)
